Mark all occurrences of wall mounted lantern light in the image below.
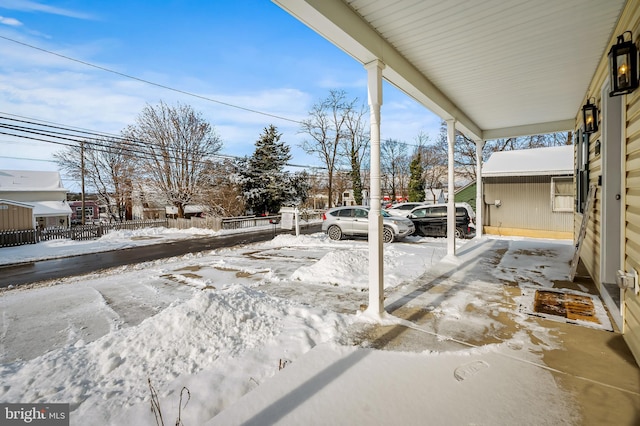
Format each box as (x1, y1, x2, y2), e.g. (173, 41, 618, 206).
(609, 31, 639, 97)
(582, 97, 598, 134)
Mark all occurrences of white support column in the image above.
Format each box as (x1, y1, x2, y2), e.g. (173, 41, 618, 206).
(365, 59, 385, 318)
(446, 119, 456, 256)
(475, 139, 485, 238)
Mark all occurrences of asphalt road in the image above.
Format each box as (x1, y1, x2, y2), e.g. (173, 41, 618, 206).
(0, 223, 322, 288)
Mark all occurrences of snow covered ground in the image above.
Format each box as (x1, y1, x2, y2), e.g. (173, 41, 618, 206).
(0, 227, 598, 424)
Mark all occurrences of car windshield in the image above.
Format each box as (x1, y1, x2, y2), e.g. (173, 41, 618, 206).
(380, 210, 391, 217)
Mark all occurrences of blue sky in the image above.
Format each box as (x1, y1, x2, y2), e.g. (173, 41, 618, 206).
(0, 0, 442, 190)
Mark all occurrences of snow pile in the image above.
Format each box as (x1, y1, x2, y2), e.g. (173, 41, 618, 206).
(1, 285, 351, 424)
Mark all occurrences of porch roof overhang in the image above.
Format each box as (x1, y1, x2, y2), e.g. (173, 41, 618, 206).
(273, 0, 627, 140)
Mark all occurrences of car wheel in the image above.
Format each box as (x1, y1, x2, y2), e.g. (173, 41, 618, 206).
(327, 225, 343, 241)
(383, 227, 395, 243)
(455, 227, 464, 239)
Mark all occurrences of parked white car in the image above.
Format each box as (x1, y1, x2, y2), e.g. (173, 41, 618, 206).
(385, 202, 430, 217)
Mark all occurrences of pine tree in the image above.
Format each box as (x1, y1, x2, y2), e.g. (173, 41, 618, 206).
(236, 125, 308, 215)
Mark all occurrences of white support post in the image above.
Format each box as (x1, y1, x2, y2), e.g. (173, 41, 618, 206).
(475, 139, 485, 238)
(446, 119, 456, 256)
(365, 59, 385, 318)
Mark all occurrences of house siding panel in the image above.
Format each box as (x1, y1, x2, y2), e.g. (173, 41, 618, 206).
(625, 297, 640, 366)
(625, 4, 640, 362)
(0, 202, 33, 231)
(575, 0, 640, 364)
(483, 176, 572, 234)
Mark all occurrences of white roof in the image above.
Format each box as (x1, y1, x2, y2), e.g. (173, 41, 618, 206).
(0, 199, 34, 209)
(482, 145, 574, 177)
(0, 170, 67, 192)
(166, 205, 206, 215)
(31, 201, 72, 217)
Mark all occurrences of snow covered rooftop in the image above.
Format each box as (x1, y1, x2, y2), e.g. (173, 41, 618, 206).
(0, 170, 67, 192)
(31, 200, 72, 217)
(482, 145, 574, 178)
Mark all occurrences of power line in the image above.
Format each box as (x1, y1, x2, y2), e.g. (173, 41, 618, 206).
(0, 155, 56, 163)
(0, 114, 322, 169)
(0, 35, 303, 125)
(0, 112, 323, 169)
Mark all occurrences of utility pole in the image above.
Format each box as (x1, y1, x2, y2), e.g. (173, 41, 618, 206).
(81, 141, 85, 226)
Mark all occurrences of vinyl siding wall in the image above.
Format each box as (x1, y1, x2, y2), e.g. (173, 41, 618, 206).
(578, 0, 640, 364)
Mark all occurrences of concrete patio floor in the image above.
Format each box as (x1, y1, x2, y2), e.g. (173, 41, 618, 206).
(210, 236, 640, 425)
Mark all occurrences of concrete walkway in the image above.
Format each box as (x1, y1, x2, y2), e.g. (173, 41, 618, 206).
(209, 237, 640, 425)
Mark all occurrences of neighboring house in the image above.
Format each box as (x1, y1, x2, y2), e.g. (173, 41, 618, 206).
(165, 205, 206, 219)
(69, 200, 100, 223)
(341, 189, 370, 206)
(424, 187, 446, 204)
(454, 182, 477, 212)
(0, 170, 71, 228)
(131, 187, 167, 220)
(481, 145, 574, 239)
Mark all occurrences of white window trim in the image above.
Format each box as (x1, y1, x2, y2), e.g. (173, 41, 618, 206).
(551, 176, 573, 212)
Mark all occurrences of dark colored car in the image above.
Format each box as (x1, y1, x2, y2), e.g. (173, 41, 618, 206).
(407, 205, 473, 238)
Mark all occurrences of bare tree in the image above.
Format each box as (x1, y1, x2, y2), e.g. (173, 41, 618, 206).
(124, 101, 223, 218)
(302, 171, 329, 210)
(421, 145, 447, 202)
(436, 120, 571, 183)
(199, 159, 245, 217)
(342, 102, 370, 205)
(300, 90, 350, 208)
(55, 136, 135, 221)
(380, 139, 408, 202)
(332, 170, 351, 206)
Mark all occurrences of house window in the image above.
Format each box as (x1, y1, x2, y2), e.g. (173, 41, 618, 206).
(575, 130, 589, 213)
(74, 206, 94, 217)
(551, 177, 573, 212)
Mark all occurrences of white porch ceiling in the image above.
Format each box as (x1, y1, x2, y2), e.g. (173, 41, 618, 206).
(274, 0, 627, 140)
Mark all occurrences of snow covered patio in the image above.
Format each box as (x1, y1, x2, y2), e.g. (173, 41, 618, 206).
(1, 229, 639, 424)
(210, 237, 640, 425)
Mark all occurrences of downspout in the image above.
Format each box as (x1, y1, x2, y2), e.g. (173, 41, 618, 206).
(446, 119, 456, 256)
(475, 139, 485, 237)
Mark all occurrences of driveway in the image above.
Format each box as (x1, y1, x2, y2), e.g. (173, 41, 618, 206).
(0, 224, 321, 288)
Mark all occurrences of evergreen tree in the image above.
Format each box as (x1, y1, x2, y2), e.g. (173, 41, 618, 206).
(408, 152, 425, 202)
(236, 125, 308, 214)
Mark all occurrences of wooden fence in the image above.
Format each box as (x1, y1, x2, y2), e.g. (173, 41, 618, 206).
(0, 229, 37, 247)
(0, 211, 323, 248)
(0, 219, 169, 248)
(168, 217, 222, 230)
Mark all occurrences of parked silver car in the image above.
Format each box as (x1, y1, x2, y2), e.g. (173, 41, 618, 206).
(321, 206, 415, 243)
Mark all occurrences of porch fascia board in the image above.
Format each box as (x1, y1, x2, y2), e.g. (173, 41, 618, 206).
(482, 119, 576, 140)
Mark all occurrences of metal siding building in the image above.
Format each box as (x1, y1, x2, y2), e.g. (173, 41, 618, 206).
(482, 146, 574, 238)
